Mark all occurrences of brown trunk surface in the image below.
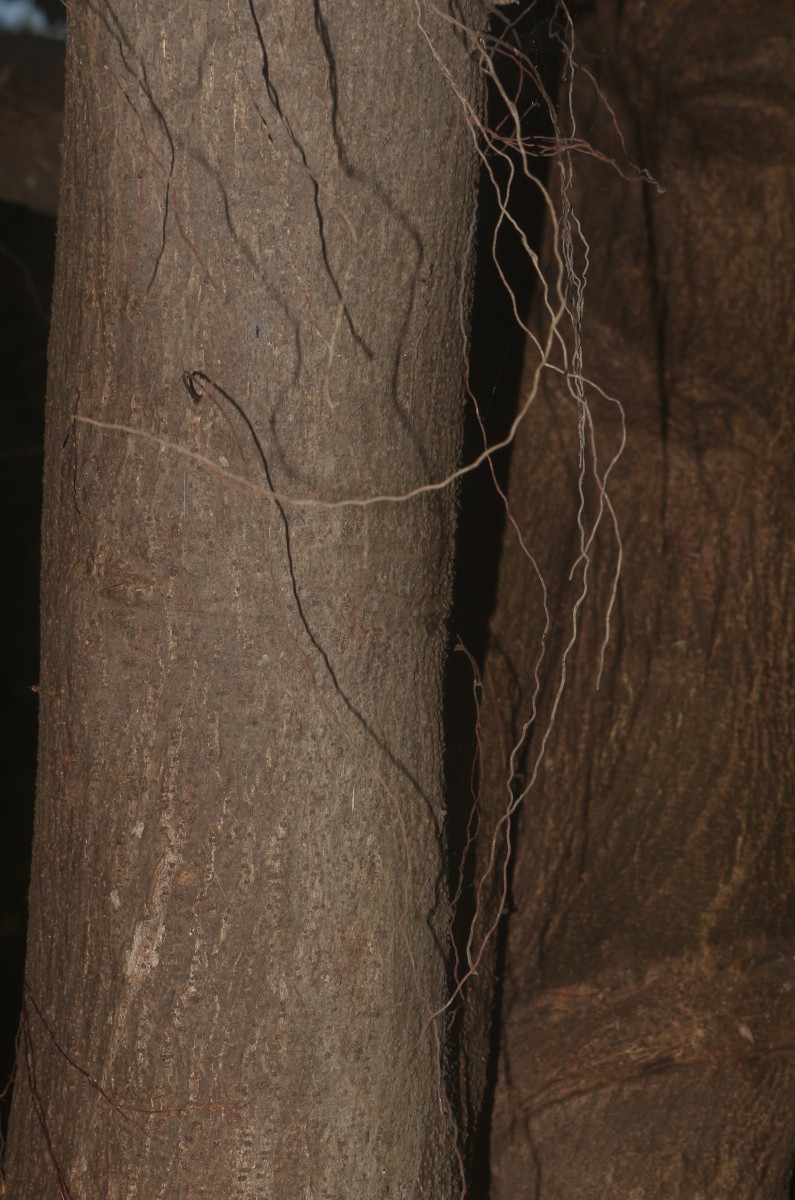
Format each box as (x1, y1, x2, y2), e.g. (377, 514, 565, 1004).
(4, 3, 484, 1196)
(483, 1, 795, 1195)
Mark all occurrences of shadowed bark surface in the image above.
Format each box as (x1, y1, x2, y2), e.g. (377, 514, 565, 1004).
(483, 0, 795, 1195)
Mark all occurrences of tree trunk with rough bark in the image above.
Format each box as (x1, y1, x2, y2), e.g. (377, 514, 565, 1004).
(4, 3, 483, 1196)
(485, 1, 795, 1195)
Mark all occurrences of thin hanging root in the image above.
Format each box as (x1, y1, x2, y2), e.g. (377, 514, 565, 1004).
(411, 6, 659, 1187)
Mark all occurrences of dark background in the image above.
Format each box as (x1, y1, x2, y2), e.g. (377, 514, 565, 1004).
(0, 198, 53, 1133)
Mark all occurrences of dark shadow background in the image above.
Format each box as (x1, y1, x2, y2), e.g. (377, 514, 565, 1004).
(0, 198, 52, 1136)
(443, 6, 566, 1188)
(0, 7, 63, 1152)
(0, 3, 64, 1149)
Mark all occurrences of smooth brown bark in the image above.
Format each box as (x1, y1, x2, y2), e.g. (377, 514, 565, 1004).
(482, 0, 795, 1194)
(5, 3, 483, 1196)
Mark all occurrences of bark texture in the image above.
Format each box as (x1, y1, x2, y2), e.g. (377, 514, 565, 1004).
(5, 3, 483, 1196)
(483, 0, 795, 1194)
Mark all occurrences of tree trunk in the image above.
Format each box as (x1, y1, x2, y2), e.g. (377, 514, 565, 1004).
(484, 0, 795, 1195)
(4, 3, 483, 1196)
